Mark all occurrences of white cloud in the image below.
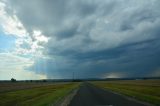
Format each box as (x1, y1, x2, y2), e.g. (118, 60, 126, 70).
(0, 1, 49, 57)
(0, 2, 28, 37)
(0, 53, 47, 80)
(14, 37, 45, 57)
(103, 72, 125, 78)
(0, 1, 49, 80)
(33, 30, 49, 42)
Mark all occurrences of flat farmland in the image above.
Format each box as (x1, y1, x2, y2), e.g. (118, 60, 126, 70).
(92, 79, 160, 106)
(0, 82, 79, 106)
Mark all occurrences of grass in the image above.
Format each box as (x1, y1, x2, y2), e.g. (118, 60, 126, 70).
(92, 79, 160, 106)
(0, 82, 80, 106)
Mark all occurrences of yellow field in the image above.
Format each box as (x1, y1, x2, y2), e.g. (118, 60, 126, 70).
(0, 82, 79, 106)
(93, 79, 160, 106)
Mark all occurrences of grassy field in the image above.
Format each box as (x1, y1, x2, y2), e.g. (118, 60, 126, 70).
(92, 79, 160, 106)
(0, 82, 79, 106)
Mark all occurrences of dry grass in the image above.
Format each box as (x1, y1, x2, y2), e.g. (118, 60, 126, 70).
(0, 82, 80, 106)
(0, 82, 68, 93)
(92, 79, 160, 106)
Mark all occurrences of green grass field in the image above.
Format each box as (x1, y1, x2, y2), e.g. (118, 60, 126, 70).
(92, 79, 160, 106)
(0, 82, 79, 106)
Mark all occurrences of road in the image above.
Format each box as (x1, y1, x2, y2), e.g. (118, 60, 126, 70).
(68, 82, 148, 106)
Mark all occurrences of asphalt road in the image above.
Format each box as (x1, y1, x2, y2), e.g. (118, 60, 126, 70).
(68, 82, 148, 106)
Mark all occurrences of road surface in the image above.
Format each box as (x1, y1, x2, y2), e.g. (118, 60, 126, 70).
(68, 82, 148, 106)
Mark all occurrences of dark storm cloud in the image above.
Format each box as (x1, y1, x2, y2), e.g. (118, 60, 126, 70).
(31, 38, 160, 78)
(5, 0, 160, 78)
(55, 24, 79, 40)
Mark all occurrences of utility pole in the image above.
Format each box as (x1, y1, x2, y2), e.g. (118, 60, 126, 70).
(72, 71, 74, 81)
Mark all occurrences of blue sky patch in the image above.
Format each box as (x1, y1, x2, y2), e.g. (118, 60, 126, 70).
(0, 31, 16, 52)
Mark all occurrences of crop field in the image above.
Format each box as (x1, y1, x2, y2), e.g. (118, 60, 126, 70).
(92, 79, 160, 105)
(0, 82, 79, 106)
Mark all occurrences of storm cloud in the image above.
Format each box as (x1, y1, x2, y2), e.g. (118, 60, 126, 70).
(3, 0, 160, 79)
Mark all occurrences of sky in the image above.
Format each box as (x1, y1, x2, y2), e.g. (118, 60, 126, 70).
(0, 0, 160, 80)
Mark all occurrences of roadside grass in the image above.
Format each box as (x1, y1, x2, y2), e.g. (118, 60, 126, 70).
(0, 82, 80, 106)
(0, 82, 63, 93)
(92, 79, 160, 106)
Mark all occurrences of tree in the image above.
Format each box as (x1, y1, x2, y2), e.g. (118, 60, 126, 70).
(11, 78, 16, 82)
(43, 79, 47, 82)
